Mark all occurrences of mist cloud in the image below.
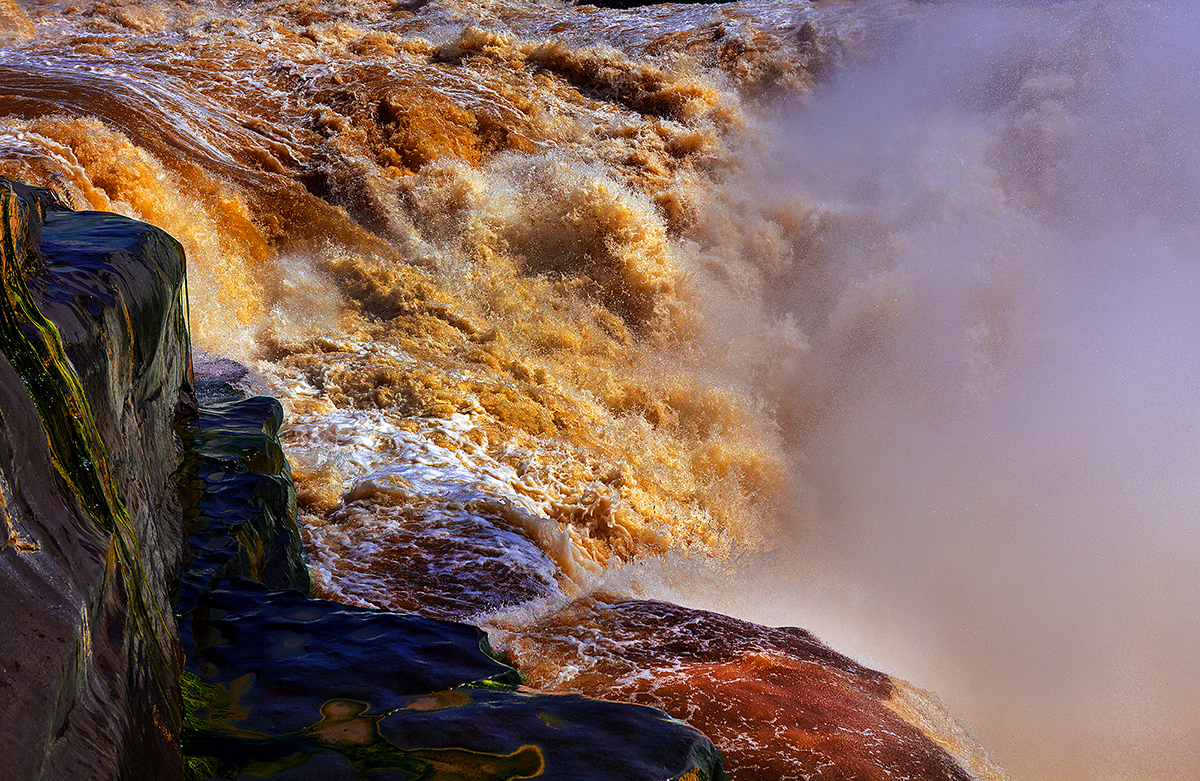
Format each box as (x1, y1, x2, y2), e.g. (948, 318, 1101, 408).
(746, 2, 1200, 779)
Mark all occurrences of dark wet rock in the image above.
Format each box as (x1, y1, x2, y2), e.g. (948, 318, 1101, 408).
(176, 394, 312, 616)
(183, 580, 724, 781)
(0, 179, 191, 779)
(187, 578, 522, 725)
(173, 380, 724, 781)
(172, 352, 724, 781)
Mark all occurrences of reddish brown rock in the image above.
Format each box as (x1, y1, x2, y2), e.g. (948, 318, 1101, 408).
(502, 595, 1006, 781)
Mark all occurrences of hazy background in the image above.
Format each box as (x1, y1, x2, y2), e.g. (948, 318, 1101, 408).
(720, 2, 1200, 779)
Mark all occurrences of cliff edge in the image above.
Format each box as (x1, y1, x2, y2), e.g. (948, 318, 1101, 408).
(0, 179, 192, 780)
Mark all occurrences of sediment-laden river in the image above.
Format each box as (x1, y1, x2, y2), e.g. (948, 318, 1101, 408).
(4, 0, 1200, 778)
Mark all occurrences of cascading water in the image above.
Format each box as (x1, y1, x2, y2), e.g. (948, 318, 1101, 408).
(3, 0, 1198, 778)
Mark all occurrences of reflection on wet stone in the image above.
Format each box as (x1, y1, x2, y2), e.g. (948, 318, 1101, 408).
(178, 396, 725, 781)
(183, 580, 724, 780)
(189, 696, 545, 779)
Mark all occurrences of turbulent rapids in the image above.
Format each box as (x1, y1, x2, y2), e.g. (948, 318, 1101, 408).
(0, 0, 822, 577)
(5, 0, 1200, 778)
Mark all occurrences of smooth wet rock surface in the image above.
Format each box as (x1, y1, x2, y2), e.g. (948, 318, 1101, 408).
(178, 393, 725, 781)
(503, 596, 996, 781)
(176, 393, 311, 616)
(187, 578, 522, 725)
(183, 581, 723, 781)
(0, 179, 190, 779)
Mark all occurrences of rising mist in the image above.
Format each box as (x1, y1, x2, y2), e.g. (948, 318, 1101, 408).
(745, 2, 1200, 780)
(5, 0, 1197, 776)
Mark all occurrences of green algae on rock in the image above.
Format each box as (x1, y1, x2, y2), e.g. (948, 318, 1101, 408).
(0, 178, 192, 779)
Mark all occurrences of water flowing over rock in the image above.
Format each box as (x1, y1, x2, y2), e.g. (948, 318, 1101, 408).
(15, 0, 1177, 775)
(0, 172, 998, 781)
(499, 595, 1006, 781)
(182, 580, 724, 780)
(0, 180, 727, 780)
(175, 387, 726, 779)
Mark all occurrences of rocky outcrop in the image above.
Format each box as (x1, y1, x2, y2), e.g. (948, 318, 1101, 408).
(176, 393, 312, 614)
(0, 179, 727, 780)
(177, 391, 726, 781)
(506, 596, 1009, 781)
(0, 180, 191, 779)
(182, 580, 725, 780)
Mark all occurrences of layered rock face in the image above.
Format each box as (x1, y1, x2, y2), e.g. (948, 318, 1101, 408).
(0, 180, 191, 779)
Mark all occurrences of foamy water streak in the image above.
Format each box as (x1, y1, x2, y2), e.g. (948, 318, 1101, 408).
(289, 409, 595, 578)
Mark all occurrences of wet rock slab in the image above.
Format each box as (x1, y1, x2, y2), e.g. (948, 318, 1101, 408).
(505, 596, 1001, 781)
(183, 580, 724, 780)
(179, 393, 725, 781)
(176, 393, 311, 616)
(188, 578, 522, 720)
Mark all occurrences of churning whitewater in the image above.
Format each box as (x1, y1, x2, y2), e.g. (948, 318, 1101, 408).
(4, 0, 1200, 778)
